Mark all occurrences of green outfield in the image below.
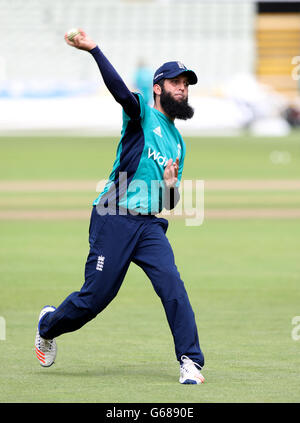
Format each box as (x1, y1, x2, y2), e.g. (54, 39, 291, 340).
(0, 132, 300, 403)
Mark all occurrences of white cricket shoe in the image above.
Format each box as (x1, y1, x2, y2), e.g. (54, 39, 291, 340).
(179, 355, 205, 384)
(35, 306, 57, 367)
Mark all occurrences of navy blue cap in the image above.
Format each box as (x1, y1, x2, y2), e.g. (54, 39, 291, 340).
(153, 61, 197, 85)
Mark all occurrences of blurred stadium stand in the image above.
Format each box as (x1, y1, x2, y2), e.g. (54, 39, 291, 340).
(0, 0, 299, 135)
(257, 2, 300, 100)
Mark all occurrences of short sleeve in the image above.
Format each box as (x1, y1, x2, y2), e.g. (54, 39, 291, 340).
(122, 92, 145, 121)
(135, 92, 146, 120)
(176, 141, 186, 188)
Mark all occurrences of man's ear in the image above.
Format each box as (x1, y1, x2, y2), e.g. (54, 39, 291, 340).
(153, 83, 162, 97)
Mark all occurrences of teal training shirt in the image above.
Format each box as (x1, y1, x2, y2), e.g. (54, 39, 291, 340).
(93, 93, 186, 214)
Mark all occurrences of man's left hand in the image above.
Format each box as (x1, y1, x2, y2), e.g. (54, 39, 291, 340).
(164, 157, 179, 188)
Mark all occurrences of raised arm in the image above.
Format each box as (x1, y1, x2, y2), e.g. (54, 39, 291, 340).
(64, 29, 140, 120)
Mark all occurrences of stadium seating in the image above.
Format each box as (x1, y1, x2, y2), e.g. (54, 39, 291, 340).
(256, 13, 300, 99)
(0, 0, 255, 94)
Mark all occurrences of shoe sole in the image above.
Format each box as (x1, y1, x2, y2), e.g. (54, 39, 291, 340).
(181, 379, 199, 384)
(180, 375, 205, 384)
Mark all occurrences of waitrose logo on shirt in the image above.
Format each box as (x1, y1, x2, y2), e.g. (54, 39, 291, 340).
(148, 148, 171, 167)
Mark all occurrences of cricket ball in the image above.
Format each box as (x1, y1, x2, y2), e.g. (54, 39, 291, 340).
(67, 28, 80, 41)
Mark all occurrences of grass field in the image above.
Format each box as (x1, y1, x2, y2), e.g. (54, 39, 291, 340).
(0, 133, 300, 403)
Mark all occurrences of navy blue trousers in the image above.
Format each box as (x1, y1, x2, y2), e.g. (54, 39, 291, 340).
(40, 206, 204, 366)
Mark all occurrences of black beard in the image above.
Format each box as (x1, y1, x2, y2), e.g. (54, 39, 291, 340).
(160, 88, 194, 120)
